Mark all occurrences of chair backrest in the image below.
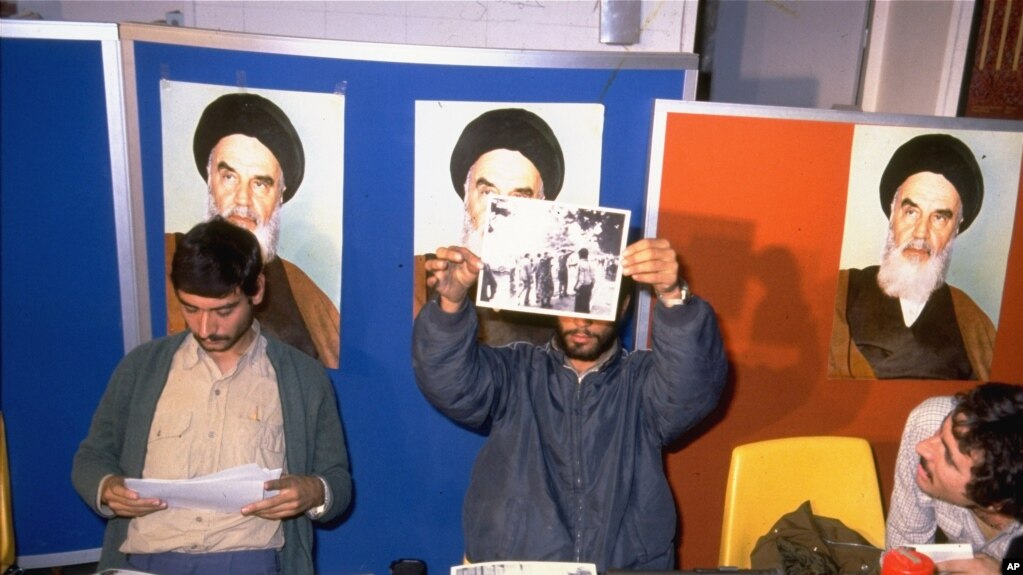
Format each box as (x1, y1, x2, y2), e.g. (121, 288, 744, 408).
(1, 411, 15, 572)
(718, 436, 885, 568)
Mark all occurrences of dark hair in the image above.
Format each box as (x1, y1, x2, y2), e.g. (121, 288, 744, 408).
(951, 382, 1023, 520)
(578, 248, 589, 259)
(171, 216, 263, 299)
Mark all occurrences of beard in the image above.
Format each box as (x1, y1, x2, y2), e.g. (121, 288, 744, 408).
(207, 194, 282, 263)
(555, 322, 617, 363)
(876, 228, 954, 303)
(461, 202, 484, 255)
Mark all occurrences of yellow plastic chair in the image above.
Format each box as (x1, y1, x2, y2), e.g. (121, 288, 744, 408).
(718, 436, 886, 568)
(1, 412, 15, 573)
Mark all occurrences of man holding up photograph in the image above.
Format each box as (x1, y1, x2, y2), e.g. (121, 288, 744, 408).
(412, 238, 726, 572)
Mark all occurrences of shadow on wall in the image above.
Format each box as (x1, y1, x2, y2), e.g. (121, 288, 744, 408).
(665, 213, 825, 453)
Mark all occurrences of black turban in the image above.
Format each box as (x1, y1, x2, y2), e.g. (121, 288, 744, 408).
(880, 133, 983, 233)
(449, 108, 565, 200)
(193, 93, 305, 203)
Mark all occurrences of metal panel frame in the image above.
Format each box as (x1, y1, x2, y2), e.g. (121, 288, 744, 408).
(1, 19, 123, 572)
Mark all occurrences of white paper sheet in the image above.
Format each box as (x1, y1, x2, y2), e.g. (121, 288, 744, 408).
(125, 463, 281, 513)
(452, 561, 597, 575)
(912, 543, 974, 563)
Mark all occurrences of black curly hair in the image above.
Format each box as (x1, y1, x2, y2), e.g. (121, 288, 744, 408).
(950, 382, 1023, 521)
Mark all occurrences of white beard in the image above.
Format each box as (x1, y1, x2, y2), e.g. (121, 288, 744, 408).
(206, 195, 282, 263)
(461, 201, 484, 255)
(876, 228, 954, 303)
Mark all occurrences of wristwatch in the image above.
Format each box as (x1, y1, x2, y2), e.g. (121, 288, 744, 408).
(658, 279, 691, 308)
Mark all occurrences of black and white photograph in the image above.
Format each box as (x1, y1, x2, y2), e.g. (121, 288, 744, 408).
(412, 100, 604, 347)
(477, 195, 630, 322)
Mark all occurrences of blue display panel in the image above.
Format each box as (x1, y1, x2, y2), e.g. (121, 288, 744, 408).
(2, 20, 693, 572)
(129, 32, 690, 573)
(1, 30, 125, 562)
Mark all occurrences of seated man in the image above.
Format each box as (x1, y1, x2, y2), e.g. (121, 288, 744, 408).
(413, 238, 727, 572)
(887, 382, 1023, 574)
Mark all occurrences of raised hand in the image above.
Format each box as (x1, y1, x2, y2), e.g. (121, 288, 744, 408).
(425, 246, 484, 312)
(621, 238, 682, 299)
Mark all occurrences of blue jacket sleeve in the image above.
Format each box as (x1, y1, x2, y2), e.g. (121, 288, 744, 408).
(641, 296, 728, 444)
(412, 299, 511, 430)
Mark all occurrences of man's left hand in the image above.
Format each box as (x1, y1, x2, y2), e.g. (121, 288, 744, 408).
(240, 474, 324, 520)
(936, 555, 1001, 575)
(622, 238, 681, 298)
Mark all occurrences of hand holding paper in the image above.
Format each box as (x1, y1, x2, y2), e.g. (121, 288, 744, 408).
(241, 473, 326, 520)
(124, 463, 281, 514)
(101, 475, 167, 518)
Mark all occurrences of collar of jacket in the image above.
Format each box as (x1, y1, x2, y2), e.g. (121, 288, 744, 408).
(548, 335, 622, 381)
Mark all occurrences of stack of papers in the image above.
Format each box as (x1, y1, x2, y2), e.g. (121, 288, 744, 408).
(452, 561, 597, 575)
(125, 463, 281, 513)
(910, 543, 973, 563)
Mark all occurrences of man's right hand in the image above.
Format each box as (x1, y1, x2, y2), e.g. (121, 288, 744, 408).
(100, 475, 167, 517)
(424, 246, 482, 313)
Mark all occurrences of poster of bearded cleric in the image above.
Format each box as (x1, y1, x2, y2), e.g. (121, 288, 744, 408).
(160, 80, 343, 369)
(829, 126, 1022, 381)
(413, 101, 605, 347)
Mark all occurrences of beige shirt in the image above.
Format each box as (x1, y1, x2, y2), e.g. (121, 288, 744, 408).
(121, 323, 286, 554)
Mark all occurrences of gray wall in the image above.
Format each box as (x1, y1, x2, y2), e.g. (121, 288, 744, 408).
(10, 0, 695, 52)
(10, 0, 972, 115)
(702, 0, 870, 109)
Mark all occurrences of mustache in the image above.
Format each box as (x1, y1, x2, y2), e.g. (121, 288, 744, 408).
(222, 205, 261, 224)
(900, 238, 933, 256)
(197, 334, 230, 343)
(918, 456, 932, 479)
